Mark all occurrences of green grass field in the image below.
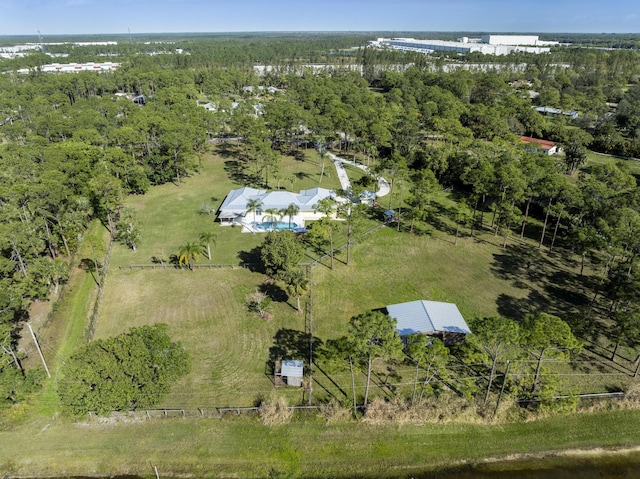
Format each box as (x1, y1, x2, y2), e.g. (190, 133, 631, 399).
(5, 146, 640, 478)
(1, 409, 640, 478)
(91, 147, 637, 409)
(96, 149, 535, 408)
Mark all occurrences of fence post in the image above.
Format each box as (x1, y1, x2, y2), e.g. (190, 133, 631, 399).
(494, 360, 511, 417)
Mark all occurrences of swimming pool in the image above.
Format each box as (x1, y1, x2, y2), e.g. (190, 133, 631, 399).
(253, 221, 300, 231)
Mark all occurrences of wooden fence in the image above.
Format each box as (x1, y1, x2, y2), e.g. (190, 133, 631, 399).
(89, 392, 627, 420)
(87, 230, 115, 342)
(89, 405, 326, 420)
(118, 263, 258, 270)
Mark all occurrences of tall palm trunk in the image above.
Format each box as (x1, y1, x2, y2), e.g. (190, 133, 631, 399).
(55, 215, 71, 258)
(349, 357, 357, 414)
(520, 195, 533, 238)
(471, 201, 478, 236)
(175, 153, 181, 187)
(11, 241, 27, 278)
(539, 197, 553, 249)
(412, 363, 420, 404)
(550, 209, 563, 250)
(363, 355, 372, 407)
(397, 183, 403, 232)
(329, 228, 334, 270)
(346, 219, 352, 266)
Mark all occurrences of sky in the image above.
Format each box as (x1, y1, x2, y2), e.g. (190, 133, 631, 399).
(1, 0, 639, 36)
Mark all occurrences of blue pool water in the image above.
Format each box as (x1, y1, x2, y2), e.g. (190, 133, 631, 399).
(253, 221, 299, 231)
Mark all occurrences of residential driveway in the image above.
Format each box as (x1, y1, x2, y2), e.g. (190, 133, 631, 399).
(328, 153, 352, 191)
(327, 153, 390, 197)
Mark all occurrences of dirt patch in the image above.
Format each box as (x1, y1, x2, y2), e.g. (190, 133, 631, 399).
(482, 445, 640, 464)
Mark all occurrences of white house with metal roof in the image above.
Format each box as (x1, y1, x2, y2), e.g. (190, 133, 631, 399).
(533, 106, 579, 119)
(386, 300, 471, 344)
(217, 186, 337, 231)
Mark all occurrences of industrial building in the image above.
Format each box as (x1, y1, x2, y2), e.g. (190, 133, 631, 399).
(15, 62, 121, 73)
(371, 35, 558, 56)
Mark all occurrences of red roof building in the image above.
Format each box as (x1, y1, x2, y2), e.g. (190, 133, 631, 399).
(520, 136, 558, 155)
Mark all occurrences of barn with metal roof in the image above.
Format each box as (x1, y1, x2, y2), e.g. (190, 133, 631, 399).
(386, 300, 471, 344)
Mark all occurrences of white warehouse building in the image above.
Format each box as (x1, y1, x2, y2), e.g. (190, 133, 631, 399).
(372, 35, 557, 56)
(481, 35, 558, 46)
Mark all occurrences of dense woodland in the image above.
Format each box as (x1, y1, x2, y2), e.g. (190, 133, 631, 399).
(2, 33, 640, 411)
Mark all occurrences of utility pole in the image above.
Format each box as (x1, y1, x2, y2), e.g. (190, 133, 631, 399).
(27, 323, 50, 378)
(307, 265, 313, 405)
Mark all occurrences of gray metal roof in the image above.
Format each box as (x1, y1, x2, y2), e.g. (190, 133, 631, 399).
(218, 187, 336, 217)
(281, 359, 304, 377)
(387, 300, 471, 336)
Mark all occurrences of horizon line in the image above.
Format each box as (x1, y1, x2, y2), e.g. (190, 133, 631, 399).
(2, 30, 639, 37)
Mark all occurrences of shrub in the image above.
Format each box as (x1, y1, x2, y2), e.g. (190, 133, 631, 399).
(319, 398, 352, 424)
(58, 324, 189, 416)
(259, 231, 303, 279)
(258, 395, 292, 426)
(362, 395, 484, 426)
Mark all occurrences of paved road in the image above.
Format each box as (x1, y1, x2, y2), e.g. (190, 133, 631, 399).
(327, 153, 390, 197)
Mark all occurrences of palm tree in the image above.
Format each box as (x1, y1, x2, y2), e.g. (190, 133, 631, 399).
(199, 232, 217, 260)
(178, 242, 201, 270)
(286, 174, 295, 191)
(284, 203, 300, 229)
(262, 208, 281, 230)
(246, 198, 263, 224)
(245, 198, 263, 234)
(279, 207, 288, 226)
(318, 147, 327, 184)
(284, 269, 310, 314)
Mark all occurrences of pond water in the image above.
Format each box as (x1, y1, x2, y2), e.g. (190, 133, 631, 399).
(420, 454, 640, 478)
(17, 452, 640, 479)
(21, 462, 640, 479)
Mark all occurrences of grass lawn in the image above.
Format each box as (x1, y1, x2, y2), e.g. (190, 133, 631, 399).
(1, 409, 640, 478)
(5, 145, 640, 478)
(92, 148, 637, 409)
(98, 150, 538, 408)
(585, 150, 640, 176)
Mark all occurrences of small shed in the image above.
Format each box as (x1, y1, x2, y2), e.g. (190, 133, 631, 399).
(384, 209, 395, 224)
(386, 300, 471, 345)
(280, 359, 304, 387)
